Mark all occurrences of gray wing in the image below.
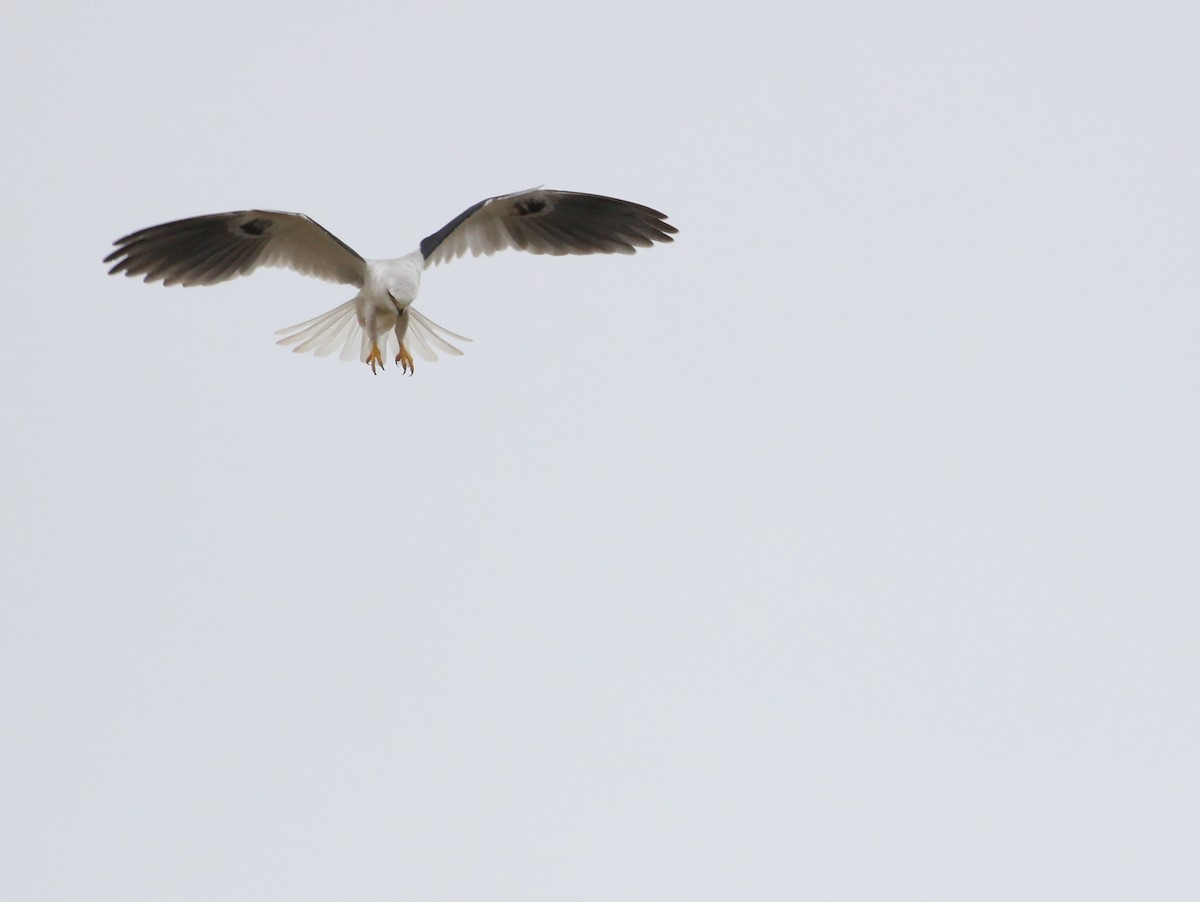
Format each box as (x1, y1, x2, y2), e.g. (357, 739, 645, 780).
(419, 188, 677, 267)
(105, 210, 367, 288)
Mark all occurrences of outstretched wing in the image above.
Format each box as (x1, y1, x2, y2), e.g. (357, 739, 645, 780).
(419, 188, 677, 267)
(105, 210, 368, 288)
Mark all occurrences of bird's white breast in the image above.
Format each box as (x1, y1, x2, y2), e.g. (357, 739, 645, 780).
(366, 252, 423, 303)
(355, 252, 424, 331)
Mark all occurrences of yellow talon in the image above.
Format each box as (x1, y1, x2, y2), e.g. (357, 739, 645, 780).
(366, 342, 385, 374)
(395, 346, 415, 375)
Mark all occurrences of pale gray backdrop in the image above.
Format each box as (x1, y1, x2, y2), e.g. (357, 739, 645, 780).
(2, 1, 1197, 899)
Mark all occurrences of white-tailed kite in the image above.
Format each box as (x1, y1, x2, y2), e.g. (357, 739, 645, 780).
(105, 188, 677, 374)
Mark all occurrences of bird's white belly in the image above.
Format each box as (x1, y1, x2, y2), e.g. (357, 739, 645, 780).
(356, 297, 399, 332)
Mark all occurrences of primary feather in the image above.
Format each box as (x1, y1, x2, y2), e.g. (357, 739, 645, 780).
(106, 210, 367, 287)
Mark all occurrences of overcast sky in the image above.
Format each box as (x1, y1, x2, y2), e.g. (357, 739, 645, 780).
(3, 1, 1198, 899)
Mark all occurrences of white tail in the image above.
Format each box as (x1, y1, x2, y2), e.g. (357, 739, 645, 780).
(275, 301, 471, 364)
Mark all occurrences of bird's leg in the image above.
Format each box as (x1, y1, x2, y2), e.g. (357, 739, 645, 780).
(394, 308, 415, 375)
(362, 305, 385, 374)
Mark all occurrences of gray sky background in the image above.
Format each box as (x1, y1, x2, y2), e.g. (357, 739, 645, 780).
(3, 1, 1198, 899)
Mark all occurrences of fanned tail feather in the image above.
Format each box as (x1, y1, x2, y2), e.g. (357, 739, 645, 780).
(275, 299, 361, 361)
(275, 301, 472, 364)
(404, 307, 472, 361)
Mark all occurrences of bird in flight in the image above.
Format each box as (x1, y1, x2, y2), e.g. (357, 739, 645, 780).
(105, 188, 677, 374)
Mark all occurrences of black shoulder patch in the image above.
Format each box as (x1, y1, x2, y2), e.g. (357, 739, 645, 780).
(239, 218, 271, 236)
(514, 198, 546, 216)
(420, 198, 487, 259)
